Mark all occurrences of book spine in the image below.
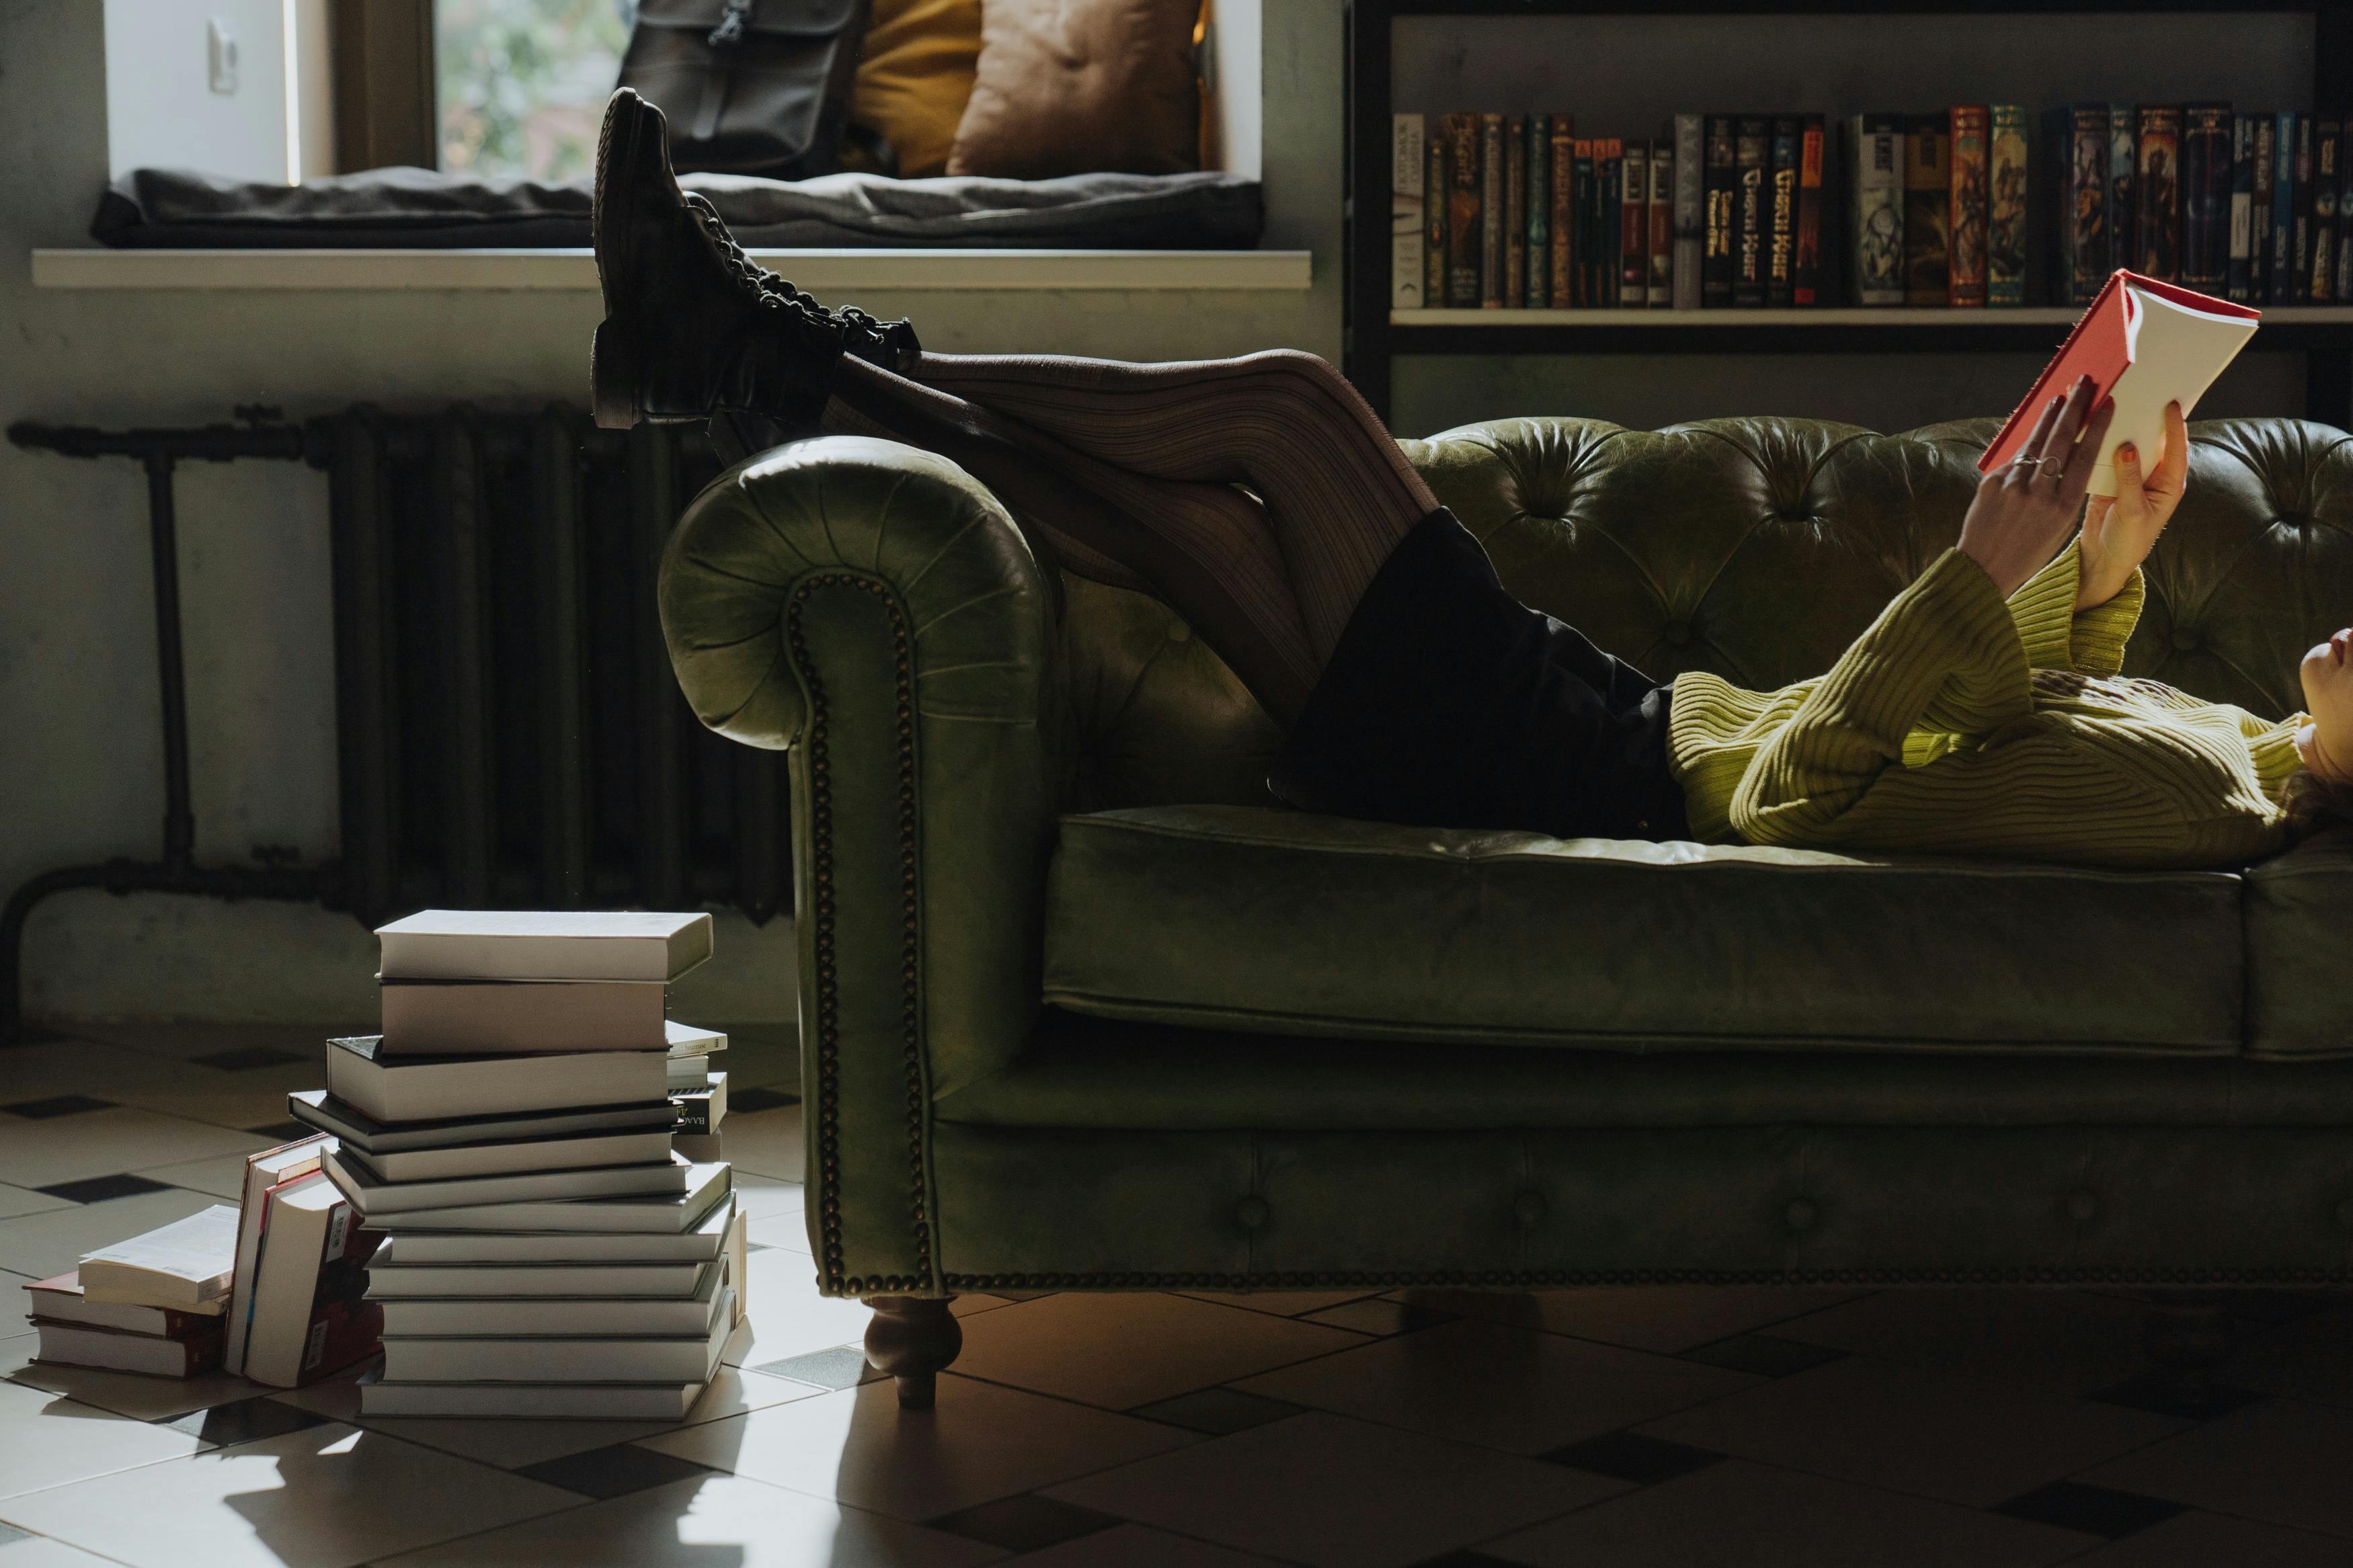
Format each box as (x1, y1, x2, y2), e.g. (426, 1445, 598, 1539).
(2108, 105, 2137, 278)
(1526, 114, 1550, 307)
(1702, 114, 1737, 307)
(2132, 105, 2181, 282)
(1648, 138, 1675, 306)
(1948, 106, 1989, 306)
(1734, 115, 1767, 306)
(1572, 140, 1595, 306)
(1444, 114, 1481, 308)
(2251, 114, 2276, 302)
(2270, 110, 2297, 304)
(2336, 129, 2353, 300)
(2062, 105, 2109, 305)
(1765, 115, 1798, 306)
(1549, 115, 1574, 306)
(1423, 131, 1448, 307)
(1480, 112, 1505, 307)
(2227, 112, 2256, 302)
(2292, 112, 2315, 301)
(2313, 118, 2341, 302)
(1853, 112, 1904, 305)
(1986, 105, 2026, 306)
(1601, 142, 1624, 306)
(1621, 139, 1650, 300)
(2179, 102, 2231, 290)
(1503, 116, 1527, 308)
(1904, 112, 1950, 306)
(1391, 114, 1425, 310)
(1672, 112, 1704, 308)
(1790, 114, 1825, 305)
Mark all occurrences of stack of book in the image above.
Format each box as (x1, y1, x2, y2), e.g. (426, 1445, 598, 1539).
(290, 909, 749, 1419)
(22, 1205, 241, 1376)
(1391, 101, 2353, 311)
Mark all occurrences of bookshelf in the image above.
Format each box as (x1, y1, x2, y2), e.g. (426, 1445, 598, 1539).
(1344, 0, 2353, 430)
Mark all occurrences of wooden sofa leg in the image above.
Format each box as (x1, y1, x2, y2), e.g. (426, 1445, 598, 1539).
(865, 1296, 962, 1409)
(2141, 1291, 2235, 1398)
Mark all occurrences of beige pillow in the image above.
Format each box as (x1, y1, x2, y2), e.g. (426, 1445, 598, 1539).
(947, 0, 1201, 179)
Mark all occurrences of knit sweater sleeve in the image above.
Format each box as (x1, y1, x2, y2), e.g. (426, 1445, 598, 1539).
(1731, 548, 2030, 847)
(2005, 539, 2145, 677)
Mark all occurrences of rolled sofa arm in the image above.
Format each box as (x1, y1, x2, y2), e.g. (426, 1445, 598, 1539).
(660, 436, 1060, 1296)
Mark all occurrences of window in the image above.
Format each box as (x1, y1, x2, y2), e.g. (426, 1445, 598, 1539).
(437, 0, 634, 180)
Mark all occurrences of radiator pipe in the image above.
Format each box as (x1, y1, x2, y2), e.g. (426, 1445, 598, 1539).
(4, 413, 325, 1046)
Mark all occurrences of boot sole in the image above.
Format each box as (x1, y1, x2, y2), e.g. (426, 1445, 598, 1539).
(591, 93, 651, 431)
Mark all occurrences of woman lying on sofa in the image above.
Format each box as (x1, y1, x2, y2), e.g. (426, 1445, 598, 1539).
(593, 89, 2353, 870)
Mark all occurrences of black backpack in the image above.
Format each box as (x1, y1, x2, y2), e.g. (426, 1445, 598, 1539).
(618, 0, 884, 179)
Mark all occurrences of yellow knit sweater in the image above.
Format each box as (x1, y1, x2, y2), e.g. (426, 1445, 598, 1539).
(1667, 541, 2311, 868)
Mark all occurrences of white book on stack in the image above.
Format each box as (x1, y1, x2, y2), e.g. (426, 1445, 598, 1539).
(226, 1136, 337, 1374)
(326, 1036, 668, 1123)
(378, 979, 669, 1055)
(286, 1088, 676, 1153)
(372, 1195, 735, 1265)
(340, 1126, 675, 1185)
(321, 1149, 689, 1216)
(364, 1255, 719, 1300)
(378, 1264, 729, 1337)
(78, 1204, 238, 1311)
(364, 1161, 732, 1233)
(377, 909, 713, 982)
(379, 1290, 735, 1382)
(359, 1375, 712, 1420)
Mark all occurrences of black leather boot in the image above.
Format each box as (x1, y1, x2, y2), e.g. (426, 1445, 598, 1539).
(590, 90, 920, 431)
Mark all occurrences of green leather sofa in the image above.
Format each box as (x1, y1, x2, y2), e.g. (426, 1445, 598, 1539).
(659, 414, 2353, 1405)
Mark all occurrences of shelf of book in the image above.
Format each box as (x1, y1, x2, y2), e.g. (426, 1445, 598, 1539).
(1396, 306, 2353, 326)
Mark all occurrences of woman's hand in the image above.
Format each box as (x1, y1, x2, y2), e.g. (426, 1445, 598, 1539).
(2075, 399, 2188, 610)
(1958, 374, 2115, 599)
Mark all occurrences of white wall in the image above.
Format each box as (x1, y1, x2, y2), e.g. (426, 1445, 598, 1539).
(104, 0, 296, 181)
(0, 1, 1341, 1026)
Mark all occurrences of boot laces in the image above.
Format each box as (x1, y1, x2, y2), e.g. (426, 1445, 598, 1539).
(682, 192, 920, 368)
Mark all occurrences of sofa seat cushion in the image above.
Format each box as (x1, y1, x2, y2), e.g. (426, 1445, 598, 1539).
(1041, 805, 2245, 1055)
(2245, 827, 2353, 1060)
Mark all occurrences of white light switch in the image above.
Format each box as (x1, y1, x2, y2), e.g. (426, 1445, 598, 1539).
(207, 16, 238, 94)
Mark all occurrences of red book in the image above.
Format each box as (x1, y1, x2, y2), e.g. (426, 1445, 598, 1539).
(24, 1272, 217, 1338)
(1979, 271, 2257, 497)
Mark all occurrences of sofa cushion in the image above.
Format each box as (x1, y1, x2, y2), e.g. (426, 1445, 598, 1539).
(2245, 827, 2353, 1060)
(1041, 805, 2245, 1055)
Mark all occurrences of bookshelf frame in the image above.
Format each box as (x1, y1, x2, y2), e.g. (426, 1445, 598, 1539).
(1343, 0, 2353, 427)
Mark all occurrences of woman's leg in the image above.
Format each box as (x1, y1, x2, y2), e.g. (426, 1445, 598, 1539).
(820, 355, 1325, 722)
(903, 349, 1438, 659)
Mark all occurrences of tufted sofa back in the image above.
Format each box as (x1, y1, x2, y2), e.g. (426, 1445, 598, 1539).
(1051, 415, 2353, 815)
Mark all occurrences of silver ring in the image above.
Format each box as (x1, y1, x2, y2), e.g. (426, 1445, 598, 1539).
(2011, 455, 2046, 472)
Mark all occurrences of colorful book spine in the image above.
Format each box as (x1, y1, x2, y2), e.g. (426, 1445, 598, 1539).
(2108, 105, 2137, 278)
(1526, 114, 1550, 308)
(1702, 114, 1737, 307)
(2058, 105, 2109, 305)
(1851, 113, 1905, 306)
(1622, 139, 1650, 302)
(1987, 105, 2026, 306)
(1734, 115, 1768, 306)
(1948, 105, 1989, 306)
(1572, 139, 1596, 305)
(2290, 111, 2314, 299)
(1503, 116, 1527, 308)
(1423, 129, 1448, 307)
(2251, 113, 2276, 302)
(1444, 114, 1481, 308)
(1549, 115, 1574, 307)
(1763, 116, 1798, 306)
(2336, 133, 2353, 301)
(2133, 105, 2182, 282)
(2180, 102, 2231, 291)
(1904, 112, 1950, 306)
(1672, 113, 1704, 309)
(2227, 112, 2256, 302)
(1648, 139, 1674, 306)
(1599, 141, 1624, 306)
(2312, 119, 2341, 303)
(2270, 110, 2298, 304)
(1391, 114, 1425, 310)
(1479, 112, 1505, 308)
(1792, 114, 1824, 306)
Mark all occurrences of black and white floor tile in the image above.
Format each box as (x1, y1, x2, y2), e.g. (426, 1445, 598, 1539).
(1, 1022, 2351, 1565)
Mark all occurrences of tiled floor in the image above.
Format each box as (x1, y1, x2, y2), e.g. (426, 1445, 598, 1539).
(3, 1024, 2353, 1565)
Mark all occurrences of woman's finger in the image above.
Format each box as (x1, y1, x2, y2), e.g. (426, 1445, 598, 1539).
(2009, 393, 2067, 483)
(2036, 375, 2098, 465)
(2055, 397, 2116, 507)
(2108, 438, 2145, 520)
(2152, 401, 2190, 495)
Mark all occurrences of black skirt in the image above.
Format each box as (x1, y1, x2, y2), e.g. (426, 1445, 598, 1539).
(1267, 508, 1687, 841)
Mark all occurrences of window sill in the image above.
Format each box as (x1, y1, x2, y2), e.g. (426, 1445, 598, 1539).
(32, 247, 1314, 292)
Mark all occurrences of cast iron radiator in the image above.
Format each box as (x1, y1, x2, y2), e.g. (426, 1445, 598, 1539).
(3, 405, 790, 1043)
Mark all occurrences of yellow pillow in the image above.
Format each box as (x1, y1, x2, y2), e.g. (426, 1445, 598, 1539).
(852, 0, 984, 179)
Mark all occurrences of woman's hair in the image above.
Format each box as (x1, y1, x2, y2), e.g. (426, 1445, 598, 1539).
(2283, 766, 2353, 840)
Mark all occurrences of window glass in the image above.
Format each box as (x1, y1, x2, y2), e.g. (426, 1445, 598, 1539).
(438, 0, 636, 180)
